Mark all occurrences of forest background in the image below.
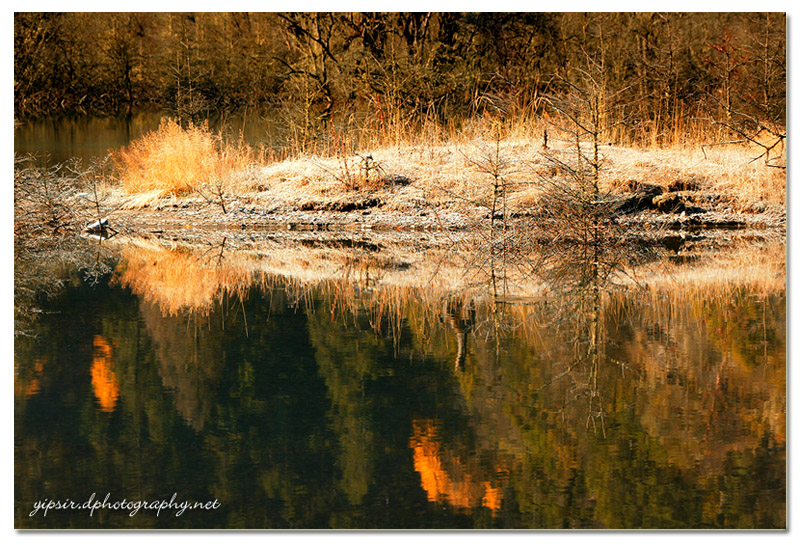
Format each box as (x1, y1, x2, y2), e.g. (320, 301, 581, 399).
(14, 12, 786, 151)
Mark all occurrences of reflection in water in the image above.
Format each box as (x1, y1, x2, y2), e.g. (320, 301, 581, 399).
(140, 301, 225, 430)
(445, 300, 476, 371)
(14, 357, 45, 399)
(14, 231, 786, 528)
(90, 336, 119, 413)
(410, 419, 503, 514)
(115, 239, 253, 316)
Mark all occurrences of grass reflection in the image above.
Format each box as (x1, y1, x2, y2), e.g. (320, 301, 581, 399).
(114, 238, 254, 316)
(106, 234, 785, 445)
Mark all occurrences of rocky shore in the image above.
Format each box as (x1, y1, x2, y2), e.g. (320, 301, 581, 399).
(109, 194, 786, 240)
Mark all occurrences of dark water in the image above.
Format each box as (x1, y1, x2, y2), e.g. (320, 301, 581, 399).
(14, 238, 786, 529)
(14, 112, 279, 165)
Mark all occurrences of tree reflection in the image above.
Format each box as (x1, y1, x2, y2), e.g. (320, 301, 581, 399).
(90, 335, 120, 413)
(444, 299, 476, 371)
(14, 230, 786, 528)
(409, 419, 504, 515)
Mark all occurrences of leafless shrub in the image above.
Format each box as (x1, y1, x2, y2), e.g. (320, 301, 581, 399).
(14, 154, 114, 251)
(14, 154, 118, 336)
(15, 155, 81, 252)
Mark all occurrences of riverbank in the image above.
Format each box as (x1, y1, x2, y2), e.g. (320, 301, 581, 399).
(15, 127, 787, 248)
(108, 200, 787, 239)
(102, 133, 785, 236)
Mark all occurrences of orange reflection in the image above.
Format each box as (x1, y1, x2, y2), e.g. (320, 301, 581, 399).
(115, 243, 252, 316)
(482, 482, 502, 511)
(14, 357, 46, 398)
(409, 419, 503, 514)
(91, 335, 119, 412)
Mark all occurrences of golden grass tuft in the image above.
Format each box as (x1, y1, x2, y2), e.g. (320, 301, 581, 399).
(115, 118, 254, 197)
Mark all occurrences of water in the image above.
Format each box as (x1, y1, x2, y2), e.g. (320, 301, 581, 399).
(14, 112, 281, 166)
(14, 234, 786, 529)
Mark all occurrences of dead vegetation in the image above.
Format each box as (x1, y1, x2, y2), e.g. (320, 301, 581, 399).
(114, 118, 256, 210)
(105, 111, 784, 222)
(14, 154, 116, 252)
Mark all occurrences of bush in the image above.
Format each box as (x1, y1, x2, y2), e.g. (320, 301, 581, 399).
(115, 118, 252, 196)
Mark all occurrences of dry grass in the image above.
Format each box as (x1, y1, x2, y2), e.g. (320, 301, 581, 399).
(109, 113, 784, 215)
(601, 143, 786, 209)
(250, 136, 545, 214)
(258, 108, 783, 213)
(115, 118, 255, 199)
(249, 134, 785, 214)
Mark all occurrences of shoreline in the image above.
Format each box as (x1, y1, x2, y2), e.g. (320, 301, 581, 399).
(108, 199, 786, 239)
(105, 135, 786, 238)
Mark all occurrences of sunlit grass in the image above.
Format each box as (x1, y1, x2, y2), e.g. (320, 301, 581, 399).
(108, 111, 784, 215)
(256, 121, 785, 213)
(602, 143, 786, 209)
(115, 118, 255, 200)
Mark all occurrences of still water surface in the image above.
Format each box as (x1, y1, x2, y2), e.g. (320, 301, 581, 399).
(14, 112, 279, 165)
(14, 235, 786, 529)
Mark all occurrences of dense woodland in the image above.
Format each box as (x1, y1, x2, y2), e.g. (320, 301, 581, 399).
(15, 12, 786, 146)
